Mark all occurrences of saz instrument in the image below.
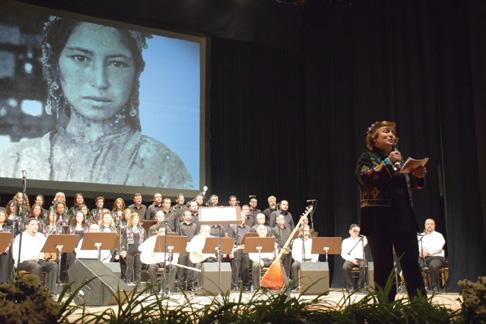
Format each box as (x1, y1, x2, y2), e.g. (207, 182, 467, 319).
(260, 205, 313, 290)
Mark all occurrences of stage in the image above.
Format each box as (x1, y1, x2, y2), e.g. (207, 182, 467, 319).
(68, 288, 462, 321)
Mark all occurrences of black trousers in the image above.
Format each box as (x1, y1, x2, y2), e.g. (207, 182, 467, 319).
(0, 251, 11, 283)
(148, 263, 178, 292)
(342, 260, 366, 290)
(177, 252, 197, 289)
(18, 260, 58, 294)
(367, 230, 425, 301)
(126, 254, 142, 283)
(419, 256, 445, 289)
(231, 250, 250, 289)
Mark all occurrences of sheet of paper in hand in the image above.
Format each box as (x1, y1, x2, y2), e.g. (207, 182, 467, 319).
(400, 157, 429, 174)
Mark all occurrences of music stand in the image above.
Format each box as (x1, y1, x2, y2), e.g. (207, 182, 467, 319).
(81, 232, 118, 260)
(243, 237, 275, 254)
(241, 232, 258, 246)
(198, 208, 240, 294)
(311, 237, 342, 262)
(244, 237, 276, 286)
(198, 207, 241, 225)
(154, 235, 188, 294)
(42, 234, 81, 284)
(202, 237, 234, 255)
(0, 232, 12, 254)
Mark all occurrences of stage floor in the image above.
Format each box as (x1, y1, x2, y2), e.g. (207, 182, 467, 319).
(68, 288, 462, 320)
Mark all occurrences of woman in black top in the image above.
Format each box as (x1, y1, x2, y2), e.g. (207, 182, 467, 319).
(120, 213, 145, 284)
(356, 120, 426, 301)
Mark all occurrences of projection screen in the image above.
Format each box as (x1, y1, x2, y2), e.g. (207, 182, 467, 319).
(0, 0, 206, 197)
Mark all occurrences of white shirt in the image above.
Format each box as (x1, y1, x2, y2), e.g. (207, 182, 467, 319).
(138, 235, 179, 265)
(75, 239, 112, 263)
(419, 231, 445, 257)
(12, 231, 46, 267)
(291, 238, 319, 263)
(340, 236, 368, 262)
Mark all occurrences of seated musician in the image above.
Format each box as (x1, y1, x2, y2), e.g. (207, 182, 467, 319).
(249, 225, 276, 290)
(341, 224, 368, 292)
(187, 225, 216, 263)
(149, 211, 168, 236)
(12, 218, 58, 294)
(290, 225, 319, 290)
(251, 213, 272, 236)
(75, 224, 114, 263)
(139, 227, 179, 293)
(419, 218, 446, 291)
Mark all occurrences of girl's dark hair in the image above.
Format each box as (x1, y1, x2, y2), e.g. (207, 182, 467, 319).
(41, 16, 150, 130)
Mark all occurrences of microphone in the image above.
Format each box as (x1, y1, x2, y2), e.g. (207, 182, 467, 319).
(202, 185, 208, 196)
(359, 234, 365, 238)
(21, 169, 26, 178)
(391, 144, 401, 171)
(306, 199, 317, 203)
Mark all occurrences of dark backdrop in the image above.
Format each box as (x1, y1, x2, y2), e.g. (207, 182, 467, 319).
(9, 0, 486, 290)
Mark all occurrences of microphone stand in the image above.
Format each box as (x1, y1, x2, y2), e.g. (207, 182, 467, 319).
(15, 171, 28, 277)
(347, 236, 365, 289)
(217, 226, 223, 294)
(418, 233, 426, 269)
(361, 237, 368, 289)
(160, 221, 169, 296)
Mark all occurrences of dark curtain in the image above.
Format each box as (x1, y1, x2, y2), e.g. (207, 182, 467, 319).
(209, 0, 485, 290)
(10, 0, 486, 290)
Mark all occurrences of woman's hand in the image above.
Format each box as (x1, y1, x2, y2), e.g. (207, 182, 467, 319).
(388, 150, 402, 164)
(120, 251, 127, 258)
(412, 166, 427, 178)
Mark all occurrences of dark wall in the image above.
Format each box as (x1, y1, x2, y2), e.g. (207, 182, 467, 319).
(11, 0, 486, 289)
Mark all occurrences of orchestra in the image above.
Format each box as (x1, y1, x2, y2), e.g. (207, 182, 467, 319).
(0, 189, 446, 296)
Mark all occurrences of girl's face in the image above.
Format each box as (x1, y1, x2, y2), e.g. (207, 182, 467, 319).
(9, 203, 17, 213)
(103, 213, 113, 225)
(32, 205, 42, 217)
(81, 206, 88, 215)
(132, 215, 139, 226)
(124, 210, 131, 221)
(75, 195, 84, 204)
(58, 22, 136, 122)
(96, 199, 104, 208)
(49, 212, 57, 223)
(115, 200, 123, 209)
(0, 212, 6, 223)
(75, 212, 84, 224)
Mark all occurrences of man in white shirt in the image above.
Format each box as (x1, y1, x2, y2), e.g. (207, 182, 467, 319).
(418, 218, 446, 291)
(139, 227, 179, 293)
(291, 225, 319, 290)
(249, 225, 276, 290)
(12, 218, 58, 294)
(341, 224, 368, 292)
